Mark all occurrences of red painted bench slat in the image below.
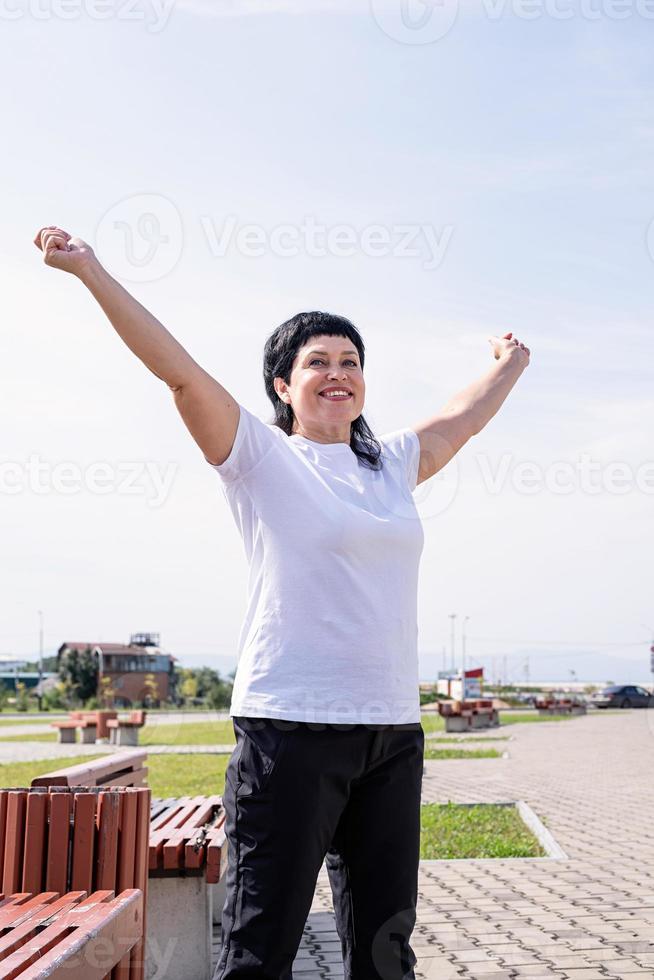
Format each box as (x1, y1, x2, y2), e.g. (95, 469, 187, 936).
(0, 889, 143, 980)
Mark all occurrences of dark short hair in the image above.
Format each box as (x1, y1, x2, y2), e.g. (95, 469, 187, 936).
(263, 311, 382, 470)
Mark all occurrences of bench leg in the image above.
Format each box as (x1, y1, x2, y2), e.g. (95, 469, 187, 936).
(80, 725, 97, 744)
(146, 876, 211, 980)
(211, 877, 227, 927)
(116, 727, 139, 746)
(444, 715, 471, 733)
(58, 728, 76, 743)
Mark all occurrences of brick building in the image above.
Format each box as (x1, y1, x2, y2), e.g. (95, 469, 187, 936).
(57, 632, 176, 707)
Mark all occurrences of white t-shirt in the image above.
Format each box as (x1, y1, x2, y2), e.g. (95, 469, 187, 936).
(208, 404, 425, 725)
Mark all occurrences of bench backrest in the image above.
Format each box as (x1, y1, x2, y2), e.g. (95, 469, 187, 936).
(0, 786, 149, 979)
(31, 750, 147, 789)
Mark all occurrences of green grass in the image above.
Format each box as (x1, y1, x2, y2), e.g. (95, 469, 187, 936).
(0, 709, 579, 749)
(426, 736, 509, 743)
(0, 733, 57, 742)
(0, 756, 103, 789)
(0, 757, 545, 859)
(419, 715, 446, 734)
(0, 721, 234, 746)
(420, 802, 545, 859)
(424, 747, 501, 760)
(147, 754, 230, 797)
(0, 711, 588, 746)
(140, 721, 235, 746)
(0, 717, 66, 726)
(500, 712, 576, 726)
(0, 754, 231, 798)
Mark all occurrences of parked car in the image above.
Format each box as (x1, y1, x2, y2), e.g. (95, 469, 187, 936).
(591, 685, 654, 709)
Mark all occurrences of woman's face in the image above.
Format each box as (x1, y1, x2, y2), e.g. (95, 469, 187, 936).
(275, 334, 365, 434)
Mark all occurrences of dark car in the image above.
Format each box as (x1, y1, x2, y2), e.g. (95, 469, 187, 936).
(591, 685, 654, 709)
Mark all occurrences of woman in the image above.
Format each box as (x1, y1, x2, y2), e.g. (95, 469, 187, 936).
(34, 225, 530, 980)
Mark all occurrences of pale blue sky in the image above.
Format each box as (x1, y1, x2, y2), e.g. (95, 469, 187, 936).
(2, 0, 653, 684)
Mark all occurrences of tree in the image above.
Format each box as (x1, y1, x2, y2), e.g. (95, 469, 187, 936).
(99, 676, 115, 709)
(15, 681, 30, 712)
(174, 666, 233, 708)
(206, 678, 231, 709)
(142, 673, 159, 707)
(42, 684, 67, 711)
(58, 646, 98, 704)
(180, 672, 199, 703)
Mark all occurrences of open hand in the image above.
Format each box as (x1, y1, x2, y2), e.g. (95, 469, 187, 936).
(488, 332, 530, 365)
(33, 225, 96, 277)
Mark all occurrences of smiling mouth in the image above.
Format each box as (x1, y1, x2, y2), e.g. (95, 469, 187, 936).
(319, 390, 352, 400)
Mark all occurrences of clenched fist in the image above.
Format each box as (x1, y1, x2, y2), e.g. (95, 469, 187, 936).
(33, 225, 97, 277)
(488, 331, 530, 365)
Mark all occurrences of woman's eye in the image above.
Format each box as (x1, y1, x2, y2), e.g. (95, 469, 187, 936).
(309, 358, 358, 367)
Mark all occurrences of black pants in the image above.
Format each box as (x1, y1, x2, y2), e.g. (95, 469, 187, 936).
(213, 716, 425, 980)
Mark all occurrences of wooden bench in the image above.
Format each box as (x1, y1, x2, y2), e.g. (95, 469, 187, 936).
(107, 711, 148, 747)
(535, 697, 587, 716)
(30, 761, 229, 980)
(147, 796, 227, 980)
(0, 785, 150, 978)
(149, 795, 226, 882)
(0, 888, 143, 978)
(438, 698, 500, 732)
(32, 751, 148, 790)
(51, 719, 97, 745)
(51, 710, 119, 744)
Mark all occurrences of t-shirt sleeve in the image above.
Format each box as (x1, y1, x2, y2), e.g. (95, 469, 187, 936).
(378, 427, 421, 492)
(206, 404, 278, 483)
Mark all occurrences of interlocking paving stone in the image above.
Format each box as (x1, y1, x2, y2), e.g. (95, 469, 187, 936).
(208, 710, 654, 978)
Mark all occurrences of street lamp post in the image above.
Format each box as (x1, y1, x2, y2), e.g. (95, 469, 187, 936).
(643, 624, 654, 691)
(462, 616, 470, 690)
(37, 610, 44, 712)
(448, 613, 457, 673)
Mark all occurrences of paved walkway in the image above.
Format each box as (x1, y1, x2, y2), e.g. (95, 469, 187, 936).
(295, 711, 654, 979)
(5, 710, 654, 976)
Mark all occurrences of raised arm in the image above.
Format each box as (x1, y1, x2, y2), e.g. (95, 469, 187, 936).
(33, 225, 238, 465)
(413, 332, 530, 486)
